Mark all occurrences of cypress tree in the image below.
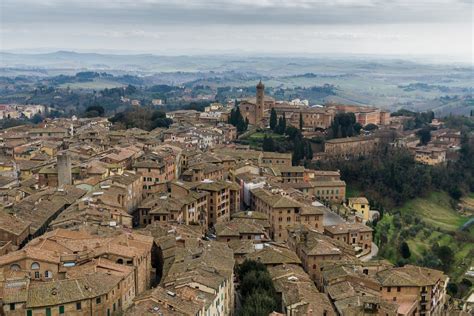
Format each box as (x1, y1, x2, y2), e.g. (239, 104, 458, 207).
(270, 108, 277, 131)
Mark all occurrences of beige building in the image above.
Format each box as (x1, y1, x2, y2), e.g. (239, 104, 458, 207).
(215, 218, 269, 243)
(287, 226, 356, 289)
(268, 264, 336, 315)
(327, 104, 390, 126)
(348, 197, 370, 221)
(323, 136, 380, 159)
(251, 188, 324, 242)
(0, 229, 154, 297)
(170, 180, 240, 228)
(239, 81, 270, 126)
(377, 265, 448, 316)
(414, 147, 446, 165)
(324, 222, 373, 252)
(161, 241, 235, 316)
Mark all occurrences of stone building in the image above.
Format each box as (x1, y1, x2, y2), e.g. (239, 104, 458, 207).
(250, 188, 324, 242)
(324, 222, 373, 252)
(239, 81, 271, 126)
(323, 136, 380, 159)
(287, 225, 356, 289)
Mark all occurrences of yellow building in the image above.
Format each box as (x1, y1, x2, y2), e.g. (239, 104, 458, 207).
(348, 197, 370, 221)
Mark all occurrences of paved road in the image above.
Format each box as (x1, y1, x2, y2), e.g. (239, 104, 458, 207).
(323, 208, 345, 226)
(360, 242, 379, 262)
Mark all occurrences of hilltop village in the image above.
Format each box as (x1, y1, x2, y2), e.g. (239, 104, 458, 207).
(0, 81, 468, 316)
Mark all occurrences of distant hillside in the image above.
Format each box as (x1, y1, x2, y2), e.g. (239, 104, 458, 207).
(0, 51, 473, 112)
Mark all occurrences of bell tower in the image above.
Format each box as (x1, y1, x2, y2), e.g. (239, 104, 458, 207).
(256, 80, 265, 123)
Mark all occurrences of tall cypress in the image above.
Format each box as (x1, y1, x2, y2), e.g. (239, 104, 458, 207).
(270, 108, 277, 131)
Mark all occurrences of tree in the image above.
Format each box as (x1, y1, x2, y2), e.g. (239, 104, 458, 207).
(292, 140, 305, 165)
(364, 123, 378, 131)
(299, 112, 304, 131)
(305, 141, 313, 160)
(228, 107, 248, 133)
(434, 245, 454, 271)
(416, 127, 432, 145)
(84, 105, 105, 117)
(285, 126, 302, 141)
(354, 122, 363, 134)
(109, 108, 172, 131)
(270, 108, 277, 131)
(446, 282, 458, 296)
(30, 113, 43, 124)
(262, 136, 275, 152)
(238, 260, 280, 316)
(330, 112, 358, 139)
(399, 241, 411, 259)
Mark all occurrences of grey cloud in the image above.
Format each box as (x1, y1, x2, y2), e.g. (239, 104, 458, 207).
(1, 0, 470, 25)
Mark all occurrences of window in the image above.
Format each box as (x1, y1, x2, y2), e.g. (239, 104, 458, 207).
(59, 305, 65, 314)
(34, 271, 40, 279)
(31, 262, 40, 270)
(10, 264, 20, 271)
(387, 287, 391, 292)
(397, 286, 401, 292)
(76, 302, 82, 310)
(27, 310, 32, 316)
(9, 303, 15, 311)
(96, 297, 101, 304)
(45, 270, 53, 279)
(46, 308, 51, 316)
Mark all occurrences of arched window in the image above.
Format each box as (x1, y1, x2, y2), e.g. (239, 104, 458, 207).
(31, 262, 40, 270)
(10, 264, 20, 271)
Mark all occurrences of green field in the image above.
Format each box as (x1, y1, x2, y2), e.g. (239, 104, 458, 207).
(376, 191, 474, 285)
(239, 130, 287, 150)
(399, 191, 470, 231)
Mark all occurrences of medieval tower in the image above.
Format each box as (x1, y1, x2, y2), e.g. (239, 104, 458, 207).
(57, 151, 72, 187)
(256, 80, 265, 124)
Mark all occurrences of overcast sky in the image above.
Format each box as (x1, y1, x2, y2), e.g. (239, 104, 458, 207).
(1, 0, 472, 63)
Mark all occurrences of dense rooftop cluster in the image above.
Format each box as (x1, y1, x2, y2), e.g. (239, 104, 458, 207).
(0, 82, 464, 315)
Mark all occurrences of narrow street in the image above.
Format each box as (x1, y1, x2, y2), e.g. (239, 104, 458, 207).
(322, 208, 345, 226)
(360, 242, 379, 261)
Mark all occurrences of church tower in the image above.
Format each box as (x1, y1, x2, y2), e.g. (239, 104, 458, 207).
(256, 80, 265, 123)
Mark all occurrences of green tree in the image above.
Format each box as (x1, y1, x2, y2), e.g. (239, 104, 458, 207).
(292, 139, 305, 165)
(416, 127, 432, 145)
(434, 245, 454, 271)
(399, 241, 411, 259)
(446, 282, 458, 296)
(228, 107, 248, 133)
(364, 123, 378, 131)
(299, 112, 304, 131)
(270, 108, 277, 131)
(305, 141, 313, 160)
(285, 126, 302, 141)
(84, 105, 105, 117)
(237, 260, 280, 316)
(262, 136, 275, 152)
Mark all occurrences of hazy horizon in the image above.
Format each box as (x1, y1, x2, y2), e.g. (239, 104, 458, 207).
(1, 0, 472, 64)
